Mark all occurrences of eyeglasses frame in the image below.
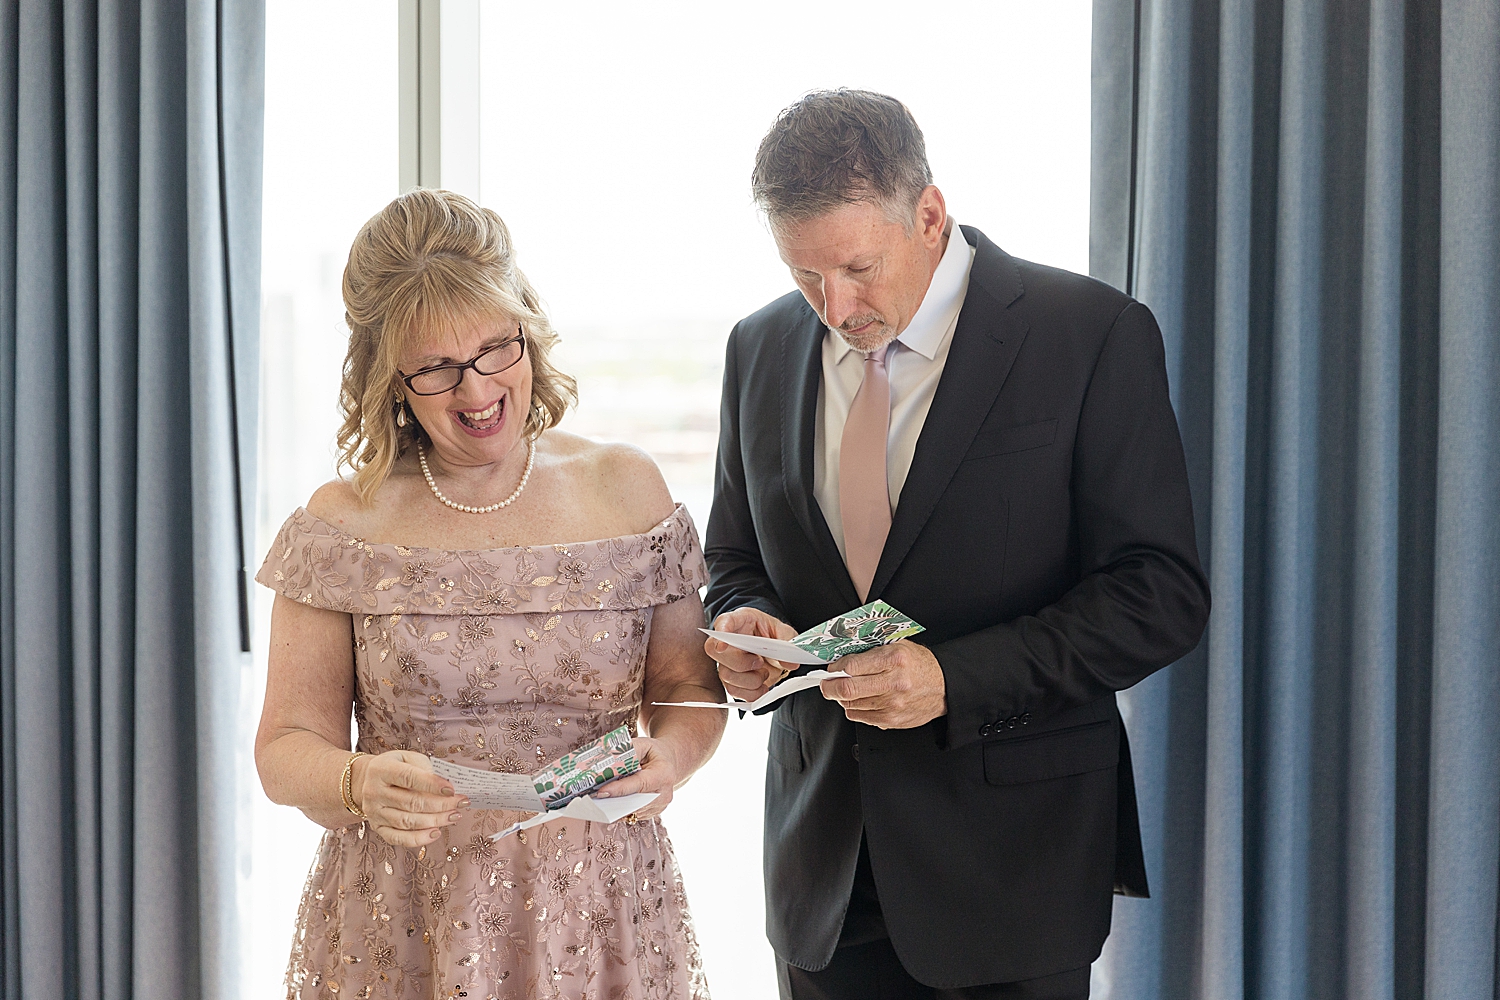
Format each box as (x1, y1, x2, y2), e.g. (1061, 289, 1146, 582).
(398, 329, 528, 397)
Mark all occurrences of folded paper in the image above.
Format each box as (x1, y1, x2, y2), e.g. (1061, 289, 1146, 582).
(790, 600, 925, 659)
(489, 791, 660, 841)
(673, 600, 926, 715)
(430, 725, 639, 812)
(699, 629, 828, 665)
(654, 669, 849, 714)
(699, 600, 923, 667)
(532, 725, 638, 808)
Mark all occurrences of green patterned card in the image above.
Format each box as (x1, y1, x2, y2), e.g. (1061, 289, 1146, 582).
(532, 725, 639, 809)
(789, 600, 925, 662)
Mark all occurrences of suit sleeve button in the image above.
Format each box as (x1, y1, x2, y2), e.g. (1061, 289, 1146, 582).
(979, 724, 992, 737)
(851, 743, 860, 761)
(1021, 713, 1031, 725)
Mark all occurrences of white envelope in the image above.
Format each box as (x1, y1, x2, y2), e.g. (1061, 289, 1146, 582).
(488, 791, 660, 840)
(653, 668, 850, 714)
(699, 628, 829, 664)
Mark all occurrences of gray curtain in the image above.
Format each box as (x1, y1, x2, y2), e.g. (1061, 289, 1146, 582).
(1088, 0, 1499, 998)
(0, 1, 263, 997)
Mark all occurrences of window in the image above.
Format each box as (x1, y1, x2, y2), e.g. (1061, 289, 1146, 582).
(253, 4, 398, 997)
(254, 4, 1089, 995)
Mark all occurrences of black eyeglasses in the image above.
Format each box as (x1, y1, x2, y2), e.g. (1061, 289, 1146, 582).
(399, 331, 527, 396)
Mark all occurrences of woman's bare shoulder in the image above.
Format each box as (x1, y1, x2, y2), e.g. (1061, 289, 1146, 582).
(303, 453, 426, 537)
(305, 478, 379, 536)
(544, 432, 674, 532)
(303, 479, 364, 527)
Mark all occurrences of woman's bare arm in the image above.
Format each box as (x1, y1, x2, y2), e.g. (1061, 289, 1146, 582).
(593, 590, 727, 818)
(254, 594, 466, 845)
(578, 445, 728, 816)
(638, 590, 730, 762)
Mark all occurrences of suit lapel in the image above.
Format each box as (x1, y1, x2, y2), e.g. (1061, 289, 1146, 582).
(869, 229, 1030, 599)
(780, 307, 861, 608)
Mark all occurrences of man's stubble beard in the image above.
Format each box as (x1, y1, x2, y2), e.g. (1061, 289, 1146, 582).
(833, 314, 900, 354)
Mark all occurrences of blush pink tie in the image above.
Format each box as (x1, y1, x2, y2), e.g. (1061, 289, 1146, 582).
(840, 345, 893, 602)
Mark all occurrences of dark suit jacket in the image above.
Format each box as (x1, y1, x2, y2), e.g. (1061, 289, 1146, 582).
(702, 227, 1210, 988)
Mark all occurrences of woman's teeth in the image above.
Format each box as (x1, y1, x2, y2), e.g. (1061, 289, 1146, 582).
(456, 399, 502, 429)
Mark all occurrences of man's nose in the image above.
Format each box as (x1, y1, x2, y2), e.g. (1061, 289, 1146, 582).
(822, 276, 857, 329)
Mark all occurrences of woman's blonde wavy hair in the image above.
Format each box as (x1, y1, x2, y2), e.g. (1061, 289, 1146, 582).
(336, 189, 577, 503)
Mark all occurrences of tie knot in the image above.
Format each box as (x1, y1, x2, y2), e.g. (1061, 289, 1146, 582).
(863, 345, 890, 369)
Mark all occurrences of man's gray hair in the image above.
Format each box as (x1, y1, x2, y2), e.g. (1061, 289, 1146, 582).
(751, 89, 933, 231)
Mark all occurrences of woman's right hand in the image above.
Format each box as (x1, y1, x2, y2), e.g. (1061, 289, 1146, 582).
(353, 749, 469, 847)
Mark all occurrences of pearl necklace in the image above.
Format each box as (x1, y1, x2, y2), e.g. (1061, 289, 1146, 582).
(417, 439, 536, 514)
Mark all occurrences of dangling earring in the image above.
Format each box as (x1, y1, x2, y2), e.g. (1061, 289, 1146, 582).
(396, 400, 409, 428)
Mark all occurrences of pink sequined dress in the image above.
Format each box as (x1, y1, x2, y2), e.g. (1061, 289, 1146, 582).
(256, 504, 712, 1000)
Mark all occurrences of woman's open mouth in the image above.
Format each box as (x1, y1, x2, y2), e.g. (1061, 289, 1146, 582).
(452, 397, 504, 434)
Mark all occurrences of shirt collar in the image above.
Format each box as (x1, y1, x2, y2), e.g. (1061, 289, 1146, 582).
(830, 217, 974, 363)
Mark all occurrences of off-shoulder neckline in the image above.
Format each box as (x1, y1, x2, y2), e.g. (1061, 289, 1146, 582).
(288, 502, 693, 557)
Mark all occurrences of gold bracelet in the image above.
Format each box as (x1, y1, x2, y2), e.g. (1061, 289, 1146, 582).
(341, 752, 368, 818)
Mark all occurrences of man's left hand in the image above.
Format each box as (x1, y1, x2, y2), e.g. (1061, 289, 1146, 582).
(818, 640, 947, 729)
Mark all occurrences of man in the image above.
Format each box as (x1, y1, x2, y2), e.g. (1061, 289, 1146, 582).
(703, 90, 1210, 999)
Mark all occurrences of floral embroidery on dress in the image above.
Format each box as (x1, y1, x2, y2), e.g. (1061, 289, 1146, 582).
(257, 505, 711, 1000)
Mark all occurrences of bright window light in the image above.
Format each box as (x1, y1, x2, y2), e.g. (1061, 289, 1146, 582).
(252, 4, 398, 998)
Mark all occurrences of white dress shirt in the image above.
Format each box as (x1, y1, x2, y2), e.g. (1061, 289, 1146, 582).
(814, 218, 977, 560)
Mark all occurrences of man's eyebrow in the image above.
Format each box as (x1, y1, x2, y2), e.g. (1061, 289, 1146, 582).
(788, 254, 878, 273)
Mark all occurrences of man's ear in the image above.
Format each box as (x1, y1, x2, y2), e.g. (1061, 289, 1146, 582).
(915, 185, 947, 248)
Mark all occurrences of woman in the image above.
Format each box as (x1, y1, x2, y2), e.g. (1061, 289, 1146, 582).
(254, 188, 725, 999)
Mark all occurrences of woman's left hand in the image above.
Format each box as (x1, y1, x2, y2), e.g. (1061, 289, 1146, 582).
(592, 736, 680, 821)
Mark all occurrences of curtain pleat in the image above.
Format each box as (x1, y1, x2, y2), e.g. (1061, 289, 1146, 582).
(14, 4, 75, 997)
(134, 0, 199, 989)
(1345, 5, 1402, 1000)
(1426, 3, 1500, 996)
(1090, 0, 1500, 998)
(1200, 0, 1254, 996)
(0, 1, 14, 991)
(63, 0, 103, 994)
(97, 0, 144, 993)
(0, 2, 263, 998)
(185, 1, 262, 993)
(1257, 2, 1324, 994)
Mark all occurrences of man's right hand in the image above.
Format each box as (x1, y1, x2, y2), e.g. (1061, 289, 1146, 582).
(705, 607, 799, 702)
